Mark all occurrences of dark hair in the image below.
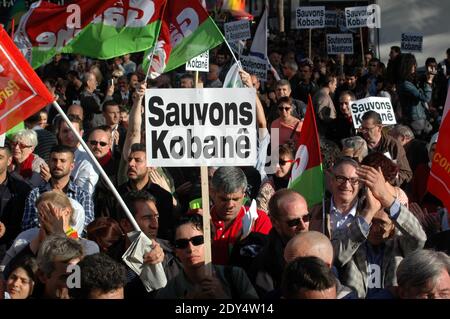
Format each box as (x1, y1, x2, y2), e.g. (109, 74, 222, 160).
(277, 96, 292, 106)
(281, 256, 337, 299)
(180, 73, 194, 81)
(0, 143, 12, 156)
(279, 142, 296, 159)
(361, 152, 399, 185)
(25, 111, 42, 124)
(7, 256, 38, 285)
(322, 74, 337, 88)
(103, 100, 119, 112)
(87, 217, 124, 252)
(69, 253, 126, 299)
(361, 110, 382, 125)
(130, 143, 146, 153)
(425, 57, 437, 67)
(391, 46, 401, 54)
(120, 190, 156, 220)
(50, 144, 75, 158)
(399, 53, 417, 82)
(172, 213, 204, 244)
(345, 68, 357, 77)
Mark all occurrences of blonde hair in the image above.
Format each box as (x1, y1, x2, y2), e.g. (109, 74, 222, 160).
(36, 190, 75, 225)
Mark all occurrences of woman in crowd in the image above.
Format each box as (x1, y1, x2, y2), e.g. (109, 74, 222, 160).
(270, 96, 302, 149)
(156, 214, 258, 299)
(257, 143, 296, 213)
(9, 129, 46, 187)
(3, 257, 37, 299)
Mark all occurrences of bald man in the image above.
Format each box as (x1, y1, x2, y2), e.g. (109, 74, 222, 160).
(250, 189, 310, 298)
(284, 231, 356, 299)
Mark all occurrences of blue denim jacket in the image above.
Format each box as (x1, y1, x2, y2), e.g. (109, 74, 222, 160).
(398, 80, 432, 121)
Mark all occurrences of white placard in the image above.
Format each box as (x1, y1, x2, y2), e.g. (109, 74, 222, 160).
(350, 97, 397, 128)
(401, 33, 423, 52)
(326, 34, 354, 55)
(145, 88, 257, 167)
(296, 6, 325, 29)
(325, 10, 337, 28)
(224, 20, 251, 42)
(240, 55, 267, 81)
(185, 51, 209, 72)
(0, 133, 5, 147)
(345, 4, 381, 29)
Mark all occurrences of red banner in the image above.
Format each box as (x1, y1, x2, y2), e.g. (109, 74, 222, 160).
(0, 25, 53, 134)
(428, 114, 450, 211)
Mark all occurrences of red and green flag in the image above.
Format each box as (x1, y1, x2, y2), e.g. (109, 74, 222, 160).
(143, 0, 224, 78)
(14, 0, 167, 69)
(288, 95, 324, 208)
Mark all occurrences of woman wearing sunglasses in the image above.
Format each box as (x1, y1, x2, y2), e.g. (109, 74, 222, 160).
(270, 96, 303, 149)
(256, 143, 296, 213)
(9, 129, 46, 187)
(156, 214, 258, 299)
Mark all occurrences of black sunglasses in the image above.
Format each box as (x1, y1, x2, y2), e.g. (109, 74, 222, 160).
(89, 140, 108, 147)
(278, 107, 291, 111)
(286, 214, 311, 227)
(174, 235, 204, 249)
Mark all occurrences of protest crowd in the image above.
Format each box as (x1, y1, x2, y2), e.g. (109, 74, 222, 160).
(0, 0, 450, 301)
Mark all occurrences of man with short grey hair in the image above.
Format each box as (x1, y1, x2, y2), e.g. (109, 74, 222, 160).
(36, 235, 84, 299)
(210, 167, 272, 265)
(396, 249, 450, 299)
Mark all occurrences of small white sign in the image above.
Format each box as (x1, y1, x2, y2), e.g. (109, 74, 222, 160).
(145, 88, 257, 167)
(240, 55, 267, 81)
(0, 133, 5, 147)
(185, 51, 209, 72)
(401, 33, 423, 52)
(345, 4, 381, 29)
(327, 34, 353, 55)
(350, 97, 397, 128)
(224, 20, 251, 42)
(296, 6, 325, 29)
(325, 10, 337, 28)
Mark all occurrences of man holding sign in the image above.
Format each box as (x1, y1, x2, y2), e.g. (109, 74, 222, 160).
(359, 111, 412, 187)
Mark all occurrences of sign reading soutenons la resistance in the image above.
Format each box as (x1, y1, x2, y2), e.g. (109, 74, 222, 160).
(145, 88, 257, 167)
(350, 96, 397, 128)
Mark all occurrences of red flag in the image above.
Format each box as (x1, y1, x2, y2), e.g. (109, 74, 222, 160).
(0, 25, 53, 134)
(428, 114, 450, 211)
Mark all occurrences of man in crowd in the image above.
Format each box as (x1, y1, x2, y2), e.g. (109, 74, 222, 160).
(117, 143, 174, 240)
(359, 111, 412, 186)
(0, 145, 32, 258)
(251, 189, 310, 297)
(21, 145, 94, 232)
(210, 167, 272, 266)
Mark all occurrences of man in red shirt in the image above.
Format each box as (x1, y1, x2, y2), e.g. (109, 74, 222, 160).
(210, 167, 272, 265)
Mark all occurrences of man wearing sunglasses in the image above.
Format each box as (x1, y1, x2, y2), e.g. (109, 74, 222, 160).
(210, 167, 272, 266)
(87, 126, 120, 219)
(251, 189, 310, 298)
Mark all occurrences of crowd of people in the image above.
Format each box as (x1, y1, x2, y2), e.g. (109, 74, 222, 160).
(0, 27, 449, 300)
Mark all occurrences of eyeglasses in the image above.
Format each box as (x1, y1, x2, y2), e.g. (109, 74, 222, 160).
(89, 140, 108, 147)
(174, 235, 204, 249)
(285, 214, 311, 227)
(279, 159, 295, 166)
(334, 175, 359, 185)
(11, 141, 33, 149)
(278, 107, 291, 112)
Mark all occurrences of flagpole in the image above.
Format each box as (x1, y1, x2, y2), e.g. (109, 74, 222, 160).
(222, 34, 242, 70)
(52, 101, 141, 233)
(144, 0, 169, 83)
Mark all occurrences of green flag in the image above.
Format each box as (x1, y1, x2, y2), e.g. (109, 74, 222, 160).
(143, 0, 224, 78)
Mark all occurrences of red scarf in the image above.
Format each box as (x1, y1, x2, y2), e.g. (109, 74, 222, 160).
(19, 153, 35, 179)
(98, 150, 112, 166)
